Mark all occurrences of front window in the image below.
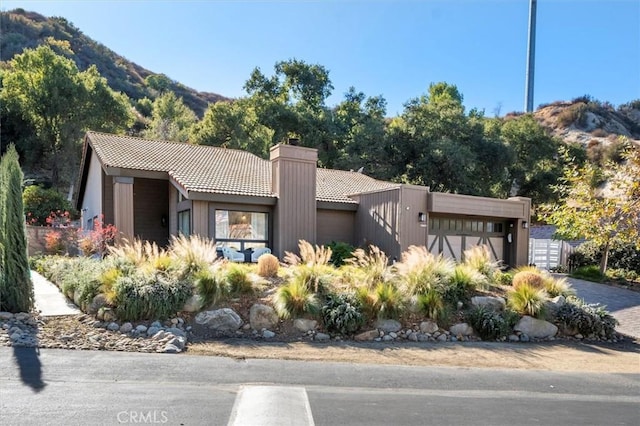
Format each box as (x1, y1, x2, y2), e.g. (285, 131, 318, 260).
(178, 210, 190, 236)
(215, 210, 268, 251)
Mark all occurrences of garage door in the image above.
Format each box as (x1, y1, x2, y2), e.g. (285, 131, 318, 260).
(426, 217, 507, 263)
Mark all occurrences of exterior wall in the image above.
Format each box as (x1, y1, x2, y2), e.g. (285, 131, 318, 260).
(192, 200, 209, 237)
(316, 209, 355, 246)
(510, 196, 532, 266)
(353, 188, 401, 260)
(102, 174, 114, 226)
(169, 185, 178, 236)
(80, 150, 102, 230)
(398, 186, 429, 252)
(270, 144, 317, 258)
(113, 177, 134, 240)
(133, 178, 170, 246)
(428, 192, 529, 219)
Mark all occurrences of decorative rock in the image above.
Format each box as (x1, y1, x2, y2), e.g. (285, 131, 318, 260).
(152, 331, 167, 340)
(92, 321, 103, 328)
(165, 327, 186, 338)
(88, 294, 108, 315)
(407, 333, 418, 342)
(375, 319, 402, 333)
(170, 318, 179, 325)
(182, 295, 203, 313)
(471, 296, 506, 312)
(15, 312, 30, 321)
(293, 318, 318, 332)
(146, 326, 161, 336)
(382, 335, 394, 342)
(249, 304, 278, 330)
(508, 334, 520, 342)
(10, 331, 22, 341)
(575, 334, 584, 340)
(135, 325, 148, 333)
(167, 336, 186, 350)
(449, 323, 474, 337)
(520, 334, 530, 342)
(419, 320, 439, 334)
(103, 309, 117, 322)
(151, 321, 163, 328)
(354, 330, 379, 341)
(107, 322, 120, 331)
(262, 330, 276, 339)
(0, 312, 14, 320)
(417, 334, 429, 342)
(119, 322, 133, 333)
(514, 316, 558, 339)
(389, 332, 398, 339)
(163, 344, 181, 353)
(544, 296, 566, 316)
(314, 332, 330, 342)
(437, 334, 448, 342)
(195, 308, 243, 332)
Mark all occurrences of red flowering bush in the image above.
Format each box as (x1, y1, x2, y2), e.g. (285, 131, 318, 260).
(78, 215, 118, 257)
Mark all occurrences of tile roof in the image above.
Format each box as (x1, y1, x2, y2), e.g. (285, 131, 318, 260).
(86, 132, 396, 203)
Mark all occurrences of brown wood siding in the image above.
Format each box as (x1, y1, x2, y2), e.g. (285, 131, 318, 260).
(113, 178, 134, 240)
(277, 160, 316, 256)
(192, 200, 209, 237)
(133, 178, 170, 246)
(428, 192, 528, 219)
(102, 173, 114, 225)
(398, 186, 429, 251)
(354, 188, 401, 260)
(169, 185, 178, 237)
(316, 209, 355, 246)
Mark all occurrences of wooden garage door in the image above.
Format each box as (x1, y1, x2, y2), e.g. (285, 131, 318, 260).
(427, 217, 506, 263)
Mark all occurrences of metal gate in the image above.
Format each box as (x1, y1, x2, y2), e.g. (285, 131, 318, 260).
(528, 239, 574, 270)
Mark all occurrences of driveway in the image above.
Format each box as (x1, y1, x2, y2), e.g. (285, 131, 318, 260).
(564, 276, 640, 339)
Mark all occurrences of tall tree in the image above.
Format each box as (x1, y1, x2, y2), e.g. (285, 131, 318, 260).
(0, 43, 133, 187)
(143, 91, 197, 142)
(0, 145, 33, 313)
(540, 140, 640, 273)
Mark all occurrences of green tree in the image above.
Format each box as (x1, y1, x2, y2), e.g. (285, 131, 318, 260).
(190, 100, 273, 157)
(540, 140, 640, 273)
(0, 145, 33, 312)
(0, 44, 133, 187)
(143, 91, 197, 142)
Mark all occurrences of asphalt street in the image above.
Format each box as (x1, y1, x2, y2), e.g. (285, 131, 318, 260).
(1, 347, 638, 426)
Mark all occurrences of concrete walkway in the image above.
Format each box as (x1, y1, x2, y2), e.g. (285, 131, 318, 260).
(31, 271, 81, 317)
(564, 275, 640, 339)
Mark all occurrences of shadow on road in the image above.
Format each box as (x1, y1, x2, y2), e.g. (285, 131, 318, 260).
(13, 346, 46, 392)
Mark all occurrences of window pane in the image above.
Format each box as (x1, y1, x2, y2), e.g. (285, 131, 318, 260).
(216, 210, 268, 240)
(178, 210, 190, 236)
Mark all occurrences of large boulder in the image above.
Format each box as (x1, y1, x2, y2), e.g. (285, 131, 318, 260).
(293, 318, 317, 333)
(419, 320, 439, 334)
(195, 308, 243, 332)
(375, 319, 402, 333)
(544, 296, 566, 316)
(514, 315, 558, 338)
(88, 294, 108, 315)
(471, 296, 506, 312)
(449, 323, 474, 336)
(249, 304, 278, 330)
(354, 330, 379, 341)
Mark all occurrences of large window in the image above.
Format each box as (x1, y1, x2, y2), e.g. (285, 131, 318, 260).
(178, 210, 190, 236)
(215, 210, 268, 251)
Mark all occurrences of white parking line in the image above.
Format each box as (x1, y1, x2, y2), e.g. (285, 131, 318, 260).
(227, 385, 315, 426)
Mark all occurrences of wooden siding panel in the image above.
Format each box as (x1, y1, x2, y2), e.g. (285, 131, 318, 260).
(398, 186, 428, 251)
(428, 192, 528, 218)
(354, 188, 401, 260)
(133, 178, 169, 246)
(102, 173, 114, 226)
(192, 200, 209, 237)
(169, 185, 178, 236)
(316, 209, 355, 246)
(113, 178, 134, 240)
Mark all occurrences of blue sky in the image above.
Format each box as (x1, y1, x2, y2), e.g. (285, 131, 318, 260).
(3, 0, 639, 116)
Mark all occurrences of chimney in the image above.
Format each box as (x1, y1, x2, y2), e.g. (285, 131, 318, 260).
(270, 143, 318, 258)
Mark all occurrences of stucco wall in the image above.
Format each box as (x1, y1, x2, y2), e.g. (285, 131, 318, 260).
(80, 150, 103, 230)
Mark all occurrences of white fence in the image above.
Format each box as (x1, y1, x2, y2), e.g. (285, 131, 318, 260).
(528, 239, 575, 270)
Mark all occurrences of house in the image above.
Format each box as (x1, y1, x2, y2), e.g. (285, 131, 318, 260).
(76, 132, 531, 266)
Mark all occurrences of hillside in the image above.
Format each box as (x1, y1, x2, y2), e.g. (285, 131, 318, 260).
(0, 9, 227, 117)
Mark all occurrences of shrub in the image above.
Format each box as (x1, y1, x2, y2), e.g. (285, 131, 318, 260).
(556, 297, 618, 339)
(463, 245, 500, 282)
(570, 241, 640, 273)
(321, 293, 364, 335)
(571, 265, 604, 282)
(327, 241, 355, 267)
(542, 276, 575, 298)
(494, 270, 514, 286)
(395, 245, 454, 296)
(344, 245, 389, 288)
(359, 282, 404, 320)
(193, 267, 226, 307)
(465, 305, 510, 340)
(284, 240, 332, 266)
(112, 271, 192, 321)
(36, 256, 104, 307)
(79, 215, 118, 257)
(257, 253, 279, 278)
(22, 185, 75, 226)
(273, 277, 321, 319)
(417, 288, 445, 322)
(224, 263, 254, 294)
(507, 282, 548, 317)
(99, 267, 122, 304)
(168, 234, 218, 276)
(447, 264, 487, 300)
(512, 270, 544, 289)
(44, 231, 65, 255)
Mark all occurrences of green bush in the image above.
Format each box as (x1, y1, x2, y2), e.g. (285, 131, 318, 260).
(443, 264, 485, 304)
(570, 241, 640, 273)
(494, 270, 514, 286)
(571, 265, 604, 282)
(34, 256, 104, 306)
(556, 297, 618, 339)
(224, 263, 254, 295)
(22, 185, 76, 226)
(507, 282, 548, 318)
(417, 288, 446, 322)
(327, 241, 355, 267)
(465, 305, 511, 340)
(321, 293, 364, 335)
(113, 271, 192, 321)
(363, 282, 404, 320)
(194, 267, 227, 307)
(273, 276, 321, 319)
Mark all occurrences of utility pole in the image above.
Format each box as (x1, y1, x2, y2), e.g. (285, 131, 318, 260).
(524, 0, 537, 113)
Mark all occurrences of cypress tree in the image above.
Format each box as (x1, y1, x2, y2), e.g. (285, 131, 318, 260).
(0, 145, 33, 312)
